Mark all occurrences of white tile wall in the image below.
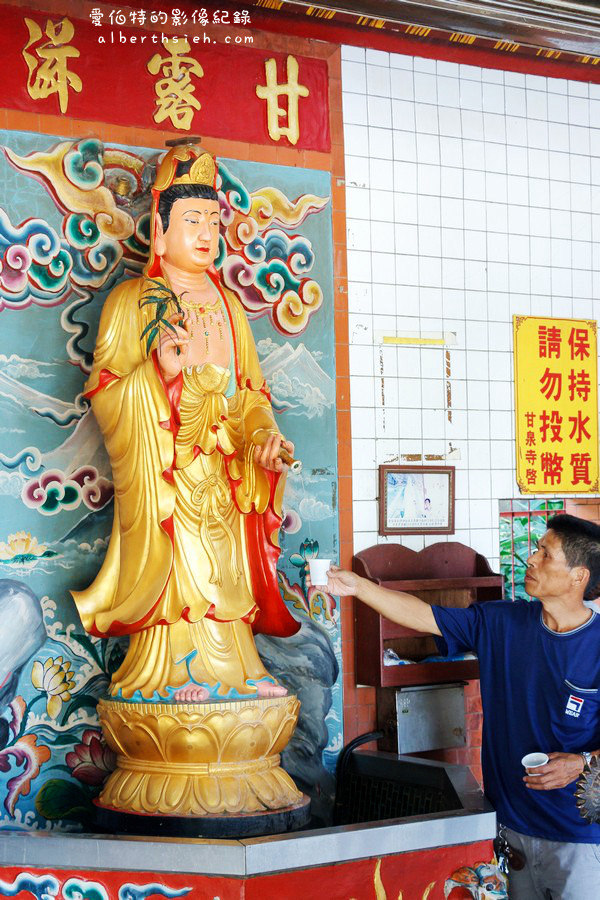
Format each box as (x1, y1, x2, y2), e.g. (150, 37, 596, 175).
(342, 47, 600, 569)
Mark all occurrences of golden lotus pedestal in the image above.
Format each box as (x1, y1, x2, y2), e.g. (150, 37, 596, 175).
(95, 694, 310, 837)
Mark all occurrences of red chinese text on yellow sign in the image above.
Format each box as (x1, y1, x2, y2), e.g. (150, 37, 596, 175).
(514, 315, 598, 493)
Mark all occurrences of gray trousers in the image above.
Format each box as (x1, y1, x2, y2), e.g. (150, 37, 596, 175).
(505, 826, 600, 899)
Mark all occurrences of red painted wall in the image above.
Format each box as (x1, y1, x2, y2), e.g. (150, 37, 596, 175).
(0, 841, 497, 900)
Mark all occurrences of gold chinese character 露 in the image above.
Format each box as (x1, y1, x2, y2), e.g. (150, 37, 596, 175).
(22, 17, 82, 114)
(147, 39, 203, 131)
(256, 55, 309, 146)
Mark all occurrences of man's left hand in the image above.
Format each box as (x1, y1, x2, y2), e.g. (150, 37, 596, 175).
(254, 433, 295, 473)
(524, 752, 583, 790)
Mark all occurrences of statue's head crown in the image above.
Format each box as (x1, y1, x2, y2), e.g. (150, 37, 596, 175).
(153, 138, 217, 193)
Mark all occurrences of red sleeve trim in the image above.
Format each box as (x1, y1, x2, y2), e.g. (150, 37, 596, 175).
(84, 369, 120, 399)
(152, 351, 182, 484)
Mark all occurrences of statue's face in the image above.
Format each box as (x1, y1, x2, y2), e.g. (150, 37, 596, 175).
(157, 197, 220, 274)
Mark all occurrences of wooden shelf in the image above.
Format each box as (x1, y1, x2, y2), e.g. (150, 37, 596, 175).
(379, 576, 504, 592)
(353, 541, 504, 688)
(379, 659, 481, 688)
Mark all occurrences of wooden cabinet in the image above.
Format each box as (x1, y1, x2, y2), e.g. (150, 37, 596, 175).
(353, 541, 504, 687)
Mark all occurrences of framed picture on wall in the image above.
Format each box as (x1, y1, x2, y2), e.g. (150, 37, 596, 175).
(378, 465, 455, 536)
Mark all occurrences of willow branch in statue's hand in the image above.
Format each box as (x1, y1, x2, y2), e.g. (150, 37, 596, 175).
(157, 313, 191, 382)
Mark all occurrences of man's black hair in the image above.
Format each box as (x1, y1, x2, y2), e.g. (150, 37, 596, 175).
(157, 159, 219, 232)
(547, 513, 600, 600)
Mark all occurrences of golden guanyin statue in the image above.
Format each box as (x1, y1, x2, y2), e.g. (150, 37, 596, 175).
(71, 142, 305, 821)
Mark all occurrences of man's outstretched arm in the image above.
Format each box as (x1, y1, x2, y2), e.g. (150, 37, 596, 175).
(326, 566, 442, 636)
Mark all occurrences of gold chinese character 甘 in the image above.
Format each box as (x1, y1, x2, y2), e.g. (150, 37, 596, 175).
(256, 55, 309, 146)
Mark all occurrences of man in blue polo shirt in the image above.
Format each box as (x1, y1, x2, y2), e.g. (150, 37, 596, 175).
(326, 514, 600, 899)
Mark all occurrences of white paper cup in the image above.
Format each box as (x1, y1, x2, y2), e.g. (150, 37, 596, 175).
(308, 558, 331, 587)
(521, 752, 549, 774)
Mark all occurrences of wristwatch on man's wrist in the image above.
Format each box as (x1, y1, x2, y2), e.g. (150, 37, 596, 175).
(580, 751, 593, 768)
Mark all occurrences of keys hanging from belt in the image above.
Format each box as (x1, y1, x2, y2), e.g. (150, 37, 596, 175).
(494, 824, 526, 872)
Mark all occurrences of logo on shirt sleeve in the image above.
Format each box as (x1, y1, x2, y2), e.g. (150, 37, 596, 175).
(565, 694, 584, 717)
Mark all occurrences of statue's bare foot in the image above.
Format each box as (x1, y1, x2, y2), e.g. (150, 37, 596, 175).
(173, 685, 210, 702)
(256, 681, 288, 698)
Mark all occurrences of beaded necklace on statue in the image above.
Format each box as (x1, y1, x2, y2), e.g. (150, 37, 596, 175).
(179, 286, 225, 354)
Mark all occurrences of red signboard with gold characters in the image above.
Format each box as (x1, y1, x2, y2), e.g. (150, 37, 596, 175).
(0, 4, 330, 151)
(514, 315, 599, 493)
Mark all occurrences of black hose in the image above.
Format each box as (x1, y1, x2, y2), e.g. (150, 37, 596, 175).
(333, 730, 384, 824)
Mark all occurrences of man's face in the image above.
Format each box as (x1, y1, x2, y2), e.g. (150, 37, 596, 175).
(158, 197, 220, 274)
(525, 529, 578, 602)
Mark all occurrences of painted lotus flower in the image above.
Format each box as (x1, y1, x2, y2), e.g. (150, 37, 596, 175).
(66, 729, 116, 785)
(0, 531, 56, 567)
(290, 537, 319, 570)
(31, 656, 76, 718)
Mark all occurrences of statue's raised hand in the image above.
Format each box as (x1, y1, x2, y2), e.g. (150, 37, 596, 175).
(156, 313, 191, 382)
